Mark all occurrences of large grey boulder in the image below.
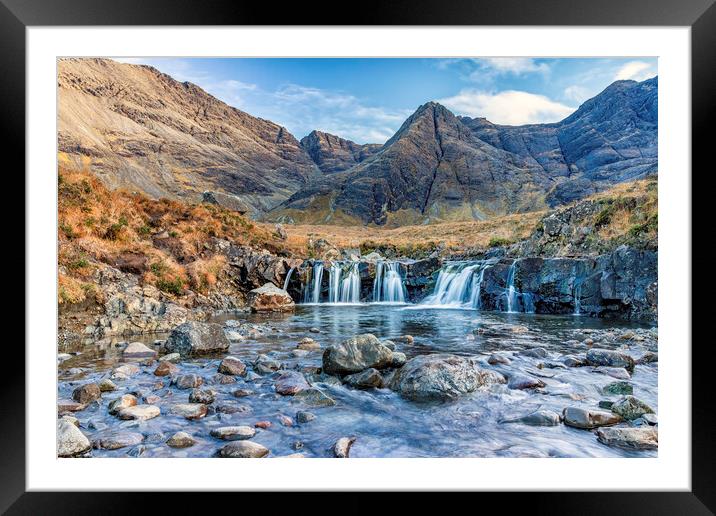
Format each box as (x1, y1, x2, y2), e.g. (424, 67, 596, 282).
(57, 419, 91, 457)
(322, 334, 393, 375)
(165, 321, 230, 357)
(596, 426, 658, 450)
(247, 283, 295, 312)
(390, 354, 482, 401)
(585, 348, 635, 372)
(610, 396, 655, 420)
(563, 407, 622, 429)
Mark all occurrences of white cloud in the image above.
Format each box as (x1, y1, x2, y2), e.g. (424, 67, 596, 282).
(439, 89, 575, 125)
(614, 61, 655, 81)
(477, 58, 550, 75)
(563, 85, 592, 104)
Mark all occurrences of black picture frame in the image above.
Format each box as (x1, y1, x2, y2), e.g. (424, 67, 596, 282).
(3, 0, 711, 513)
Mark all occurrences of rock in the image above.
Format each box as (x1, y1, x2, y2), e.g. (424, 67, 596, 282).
(507, 373, 546, 390)
(563, 356, 584, 367)
(118, 404, 160, 421)
(487, 354, 511, 366)
(212, 373, 237, 385)
(381, 340, 396, 351)
(642, 413, 658, 425)
(520, 348, 548, 358)
(164, 321, 230, 357)
(275, 371, 310, 395)
(247, 283, 295, 312)
(188, 388, 216, 404)
(94, 432, 144, 450)
(477, 369, 507, 385)
(210, 426, 256, 441)
(167, 431, 195, 448)
(278, 415, 294, 427)
(390, 354, 482, 401)
(292, 387, 336, 407)
(596, 426, 658, 450)
(585, 348, 635, 372)
(254, 354, 282, 375)
(563, 407, 622, 429)
(144, 395, 161, 404)
(232, 389, 254, 398)
(598, 400, 614, 409)
(111, 364, 140, 379)
(344, 368, 384, 389)
(296, 337, 321, 351)
(602, 381, 633, 395)
(390, 352, 407, 367)
(393, 335, 414, 344)
(217, 441, 270, 458)
(72, 383, 101, 404)
(174, 374, 203, 390)
(333, 437, 356, 458)
(635, 351, 658, 364)
(108, 394, 138, 415)
(57, 419, 91, 457)
(254, 421, 272, 429)
(309, 327, 320, 333)
(218, 356, 246, 376)
(594, 367, 631, 380)
(123, 341, 157, 358)
(98, 379, 117, 392)
(58, 399, 85, 413)
(505, 410, 562, 426)
(611, 396, 655, 420)
(60, 415, 79, 427)
(322, 334, 393, 375)
(170, 403, 208, 420)
(296, 411, 316, 423)
(159, 353, 181, 363)
(154, 361, 178, 377)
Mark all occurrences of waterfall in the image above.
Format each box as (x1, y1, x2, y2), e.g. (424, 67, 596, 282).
(339, 262, 361, 303)
(373, 261, 407, 303)
(573, 280, 582, 316)
(303, 262, 324, 304)
(283, 267, 295, 291)
(328, 262, 342, 303)
(505, 260, 518, 313)
(422, 263, 480, 306)
(469, 265, 489, 309)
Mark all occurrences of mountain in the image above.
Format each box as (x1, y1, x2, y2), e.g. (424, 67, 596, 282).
(269, 78, 657, 225)
(57, 58, 321, 215)
(300, 130, 381, 174)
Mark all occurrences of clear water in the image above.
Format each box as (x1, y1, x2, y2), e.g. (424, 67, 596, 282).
(58, 305, 657, 458)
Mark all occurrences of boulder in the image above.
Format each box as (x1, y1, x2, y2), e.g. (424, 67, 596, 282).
(154, 361, 178, 376)
(390, 354, 482, 401)
(164, 321, 230, 357)
(72, 383, 101, 404)
(170, 403, 208, 420)
(296, 337, 321, 351)
(123, 341, 157, 358)
(344, 368, 384, 389)
(210, 426, 256, 441)
(218, 356, 246, 376)
(174, 374, 203, 390)
(563, 407, 622, 429)
(117, 405, 160, 421)
(94, 432, 144, 450)
(296, 411, 316, 423)
(602, 381, 633, 395)
(275, 371, 310, 395)
(585, 348, 635, 372)
(57, 419, 91, 457)
(98, 379, 117, 392)
(322, 334, 393, 375)
(108, 394, 138, 415)
(596, 426, 658, 450)
(188, 388, 216, 404)
(111, 363, 140, 380)
(217, 441, 270, 458)
(247, 283, 295, 312)
(390, 352, 407, 368)
(292, 387, 336, 407)
(610, 396, 655, 420)
(333, 437, 356, 458)
(507, 373, 546, 390)
(254, 354, 282, 375)
(166, 431, 195, 448)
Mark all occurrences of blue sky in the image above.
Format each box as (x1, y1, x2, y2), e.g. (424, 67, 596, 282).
(115, 57, 657, 144)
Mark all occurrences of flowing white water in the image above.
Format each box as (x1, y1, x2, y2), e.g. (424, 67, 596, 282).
(469, 265, 488, 309)
(372, 261, 384, 301)
(339, 262, 361, 303)
(505, 260, 518, 313)
(328, 263, 342, 303)
(373, 261, 407, 303)
(422, 263, 480, 306)
(283, 266, 295, 291)
(573, 280, 582, 316)
(303, 262, 324, 303)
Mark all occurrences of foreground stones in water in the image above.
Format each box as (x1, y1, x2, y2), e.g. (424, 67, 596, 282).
(390, 352, 407, 368)
(164, 321, 230, 357)
(596, 426, 658, 450)
(154, 361, 178, 376)
(58, 399, 85, 413)
(118, 405, 160, 421)
(167, 431, 195, 448)
(218, 356, 246, 376)
(507, 373, 546, 390)
(602, 381, 633, 396)
(57, 419, 91, 457)
(254, 354, 282, 375)
(72, 383, 101, 404)
(108, 394, 137, 415)
(98, 379, 117, 392)
(322, 334, 393, 375)
(174, 373, 203, 389)
(123, 341, 157, 358)
(390, 354, 482, 402)
(291, 387, 336, 407)
(111, 363, 140, 380)
(509, 410, 562, 426)
(610, 396, 655, 420)
(188, 388, 216, 404)
(210, 426, 256, 441)
(296, 411, 316, 423)
(170, 403, 208, 420)
(275, 371, 310, 395)
(94, 431, 144, 450)
(296, 337, 321, 351)
(247, 283, 295, 312)
(159, 352, 181, 363)
(563, 407, 622, 429)
(344, 368, 384, 389)
(333, 437, 356, 458)
(217, 441, 270, 458)
(585, 348, 635, 372)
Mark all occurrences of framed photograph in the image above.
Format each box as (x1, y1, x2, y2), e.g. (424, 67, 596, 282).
(5, 0, 711, 511)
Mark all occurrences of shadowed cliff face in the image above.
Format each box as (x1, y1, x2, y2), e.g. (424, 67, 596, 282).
(300, 130, 381, 174)
(57, 58, 322, 215)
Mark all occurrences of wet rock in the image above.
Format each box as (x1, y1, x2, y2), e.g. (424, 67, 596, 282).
(144, 395, 161, 404)
(254, 354, 282, 375)
(488, 354, 511, 366)
(111, 363, 140, 380)
(57, 419, 91, 457)
(58, 399, 85, 413)
(507, 373, 546, 390)
(390, 352, 407, 368)
(477, 369, 507, 385)
(275, 371, 310, 395)
(598, 400, 614, 409)
(188, 388, 216, 404)
(296, 411, 316, 423)
(390, 354, 482, 401)
(602, 381, 633, 396)
(292, 387, 336, 407)
(217, 441, 270, 458)
(393, 335, 414, 344)
(94, 431, 144, 450)
(174, 374, 203, 390)
(212, 373, 237, 385)
(309, 327, 320, 333)
(98, 379, 117, 392)
(610, 396, 655, 420)
(563, 407, 622, 429)
(72, 383, 101, 404)
(563, 356, 585, 367)
(123, 341, 157, 359)
(232, 389, 254, 398)
(254, 421, 272, 429)
(278, 415, 294, 427)
(344, 368, 384, 389)
(504, 409, 561, 426)
(218, 356, 246, 376)
(154, 361, 178, 376)
(167, 431, 195, 448)
(596, 426, 658, 450)
(585, 348, 635, 372)
(322, 334, 393, 375)
(165, 321, 230, 357)
(171, 403, 208, 420)
(159, 352, 181, 363)
(216, 403, 251, 415)
(593, 367, 631, 380)
(210, 426, 256, 441)
(108, 394, 138, 415)
(118, 404, 160, 421)
(642, 413, 658, 425)
(520, 348, 548, 359)
(381, 340, 396, 351)
(333, 437, 356, 458)
(247, 283, 295, 312)
(296, 337, 321, 351)
(635, 351, 658, 364)
(60, 415, 80, 427)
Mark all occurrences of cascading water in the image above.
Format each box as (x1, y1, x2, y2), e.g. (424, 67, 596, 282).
(422, 262, 480, 306)
(505, 260, 518, 313)
(339, 262, 361, 303)
(303, 262, 324, 304)
(469, 265, 489, 309)
(373, 261, 407, 303)
(283, 267, 295, 291)
(328, 263, 342, 303)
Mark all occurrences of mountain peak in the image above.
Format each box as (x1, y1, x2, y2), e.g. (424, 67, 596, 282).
(300, 130, 381, 174)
